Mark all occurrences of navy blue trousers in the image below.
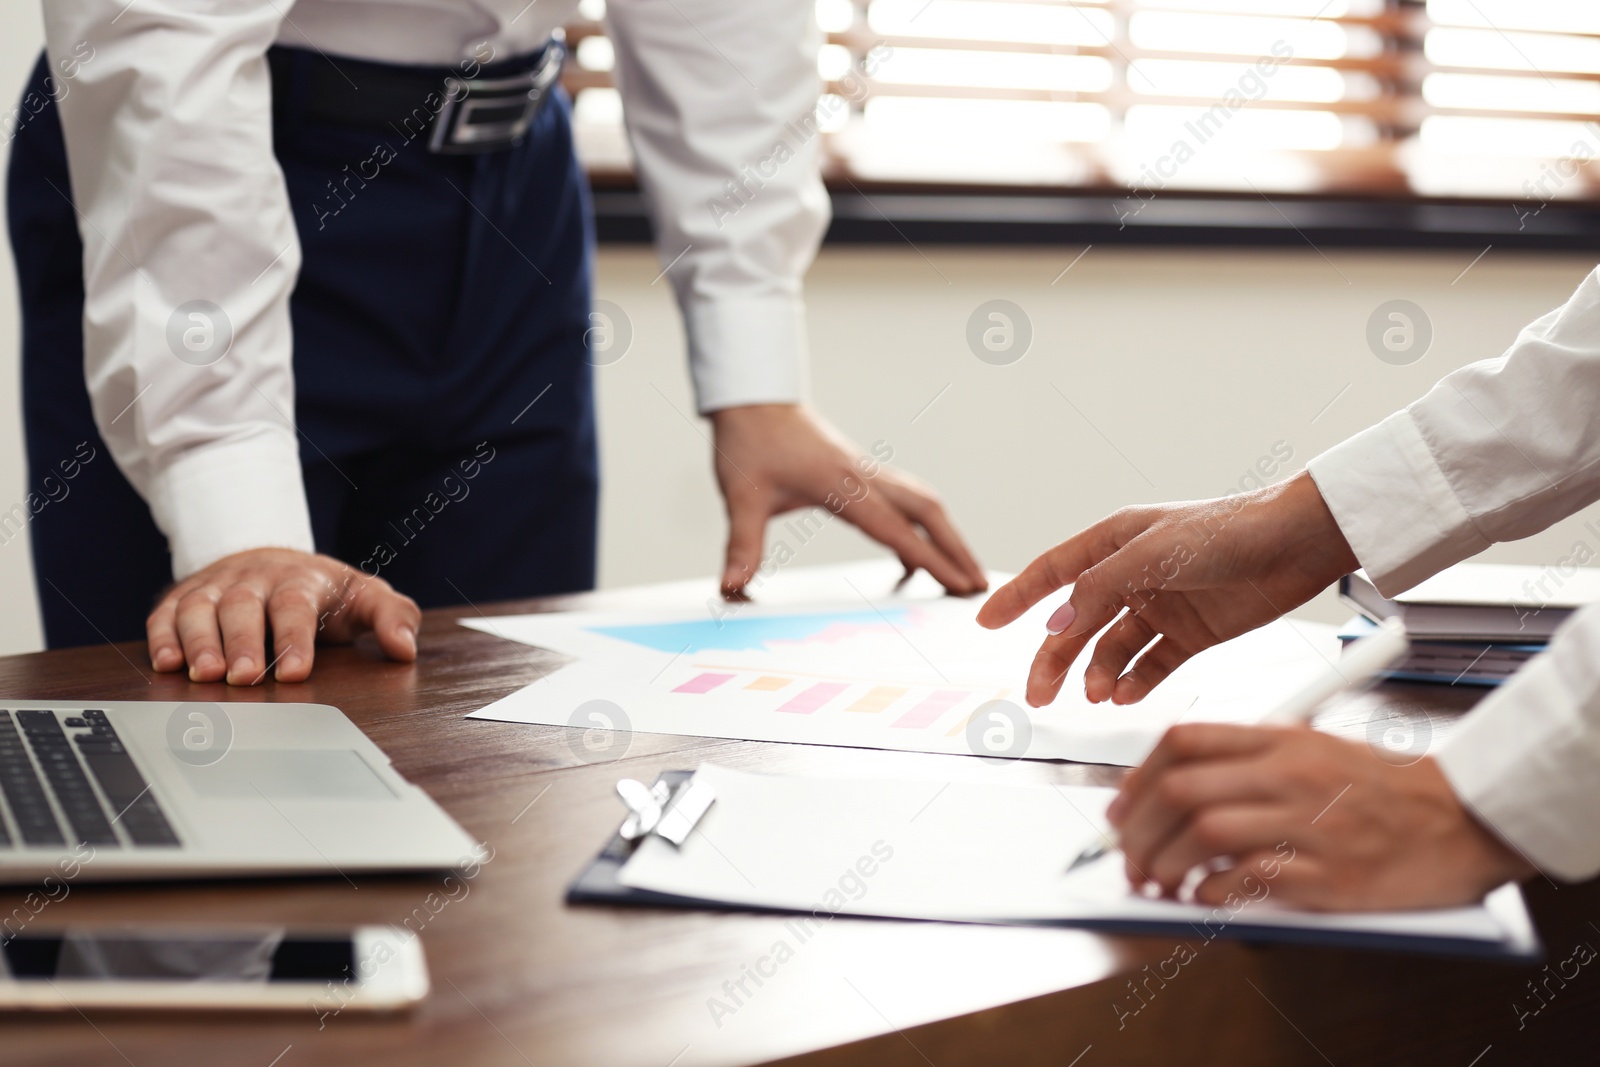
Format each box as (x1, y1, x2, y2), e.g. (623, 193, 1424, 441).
(8, 50, 599, 648)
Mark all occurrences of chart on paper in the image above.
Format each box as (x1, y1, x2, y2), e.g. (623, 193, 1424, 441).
(458, 564, 1346, 765)
(666, 670, 1002, 736)
(601, 608, 1014, 737)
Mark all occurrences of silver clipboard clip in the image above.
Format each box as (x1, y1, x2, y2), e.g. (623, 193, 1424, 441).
(615, 775, 715, 846)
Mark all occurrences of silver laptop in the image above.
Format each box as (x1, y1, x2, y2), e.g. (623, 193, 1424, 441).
(0, 701, 477, 884)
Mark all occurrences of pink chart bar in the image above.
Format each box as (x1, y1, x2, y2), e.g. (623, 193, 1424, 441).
(890, 690, 966, 729)
(673, 672, 735, 694)
(776, 682, 849, 714)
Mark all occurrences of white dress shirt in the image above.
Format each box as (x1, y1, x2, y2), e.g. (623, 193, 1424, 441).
(42, 0, 828, 578)
(1308, 264, 1600, 882)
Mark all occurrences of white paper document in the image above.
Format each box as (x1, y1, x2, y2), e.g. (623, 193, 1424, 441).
(463, 563, 1345, 766)
(616, 765, 1538, 957)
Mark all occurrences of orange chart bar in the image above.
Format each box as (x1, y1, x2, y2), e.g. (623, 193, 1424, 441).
(847, 685, 907, 713)
(745, 675, 792, 691)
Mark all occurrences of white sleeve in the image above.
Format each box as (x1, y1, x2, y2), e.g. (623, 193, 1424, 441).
(604, 0, 830, 414)
(1434, 604, 1600, 881)
(1303, 264, 1600, 880)
(44, 1, 315, 580)
(1305, 266, 1600, 596)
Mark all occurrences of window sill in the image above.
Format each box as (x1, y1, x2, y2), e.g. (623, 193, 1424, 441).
(591, 184, 1600, 250)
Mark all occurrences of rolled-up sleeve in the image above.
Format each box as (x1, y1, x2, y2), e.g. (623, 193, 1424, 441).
(45, 0, 314, 579)
(605, 0, 830, 413)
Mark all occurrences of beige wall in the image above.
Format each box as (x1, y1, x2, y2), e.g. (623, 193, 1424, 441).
(2, 10, 1596, 653)
(592, 244, 1599, 628)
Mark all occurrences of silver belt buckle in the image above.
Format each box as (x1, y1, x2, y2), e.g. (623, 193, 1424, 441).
(429, 42, 565, 155)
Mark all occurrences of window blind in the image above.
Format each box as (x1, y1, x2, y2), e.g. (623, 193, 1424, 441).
(564, 0, 1600, 204)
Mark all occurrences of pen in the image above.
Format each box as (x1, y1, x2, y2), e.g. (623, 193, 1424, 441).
(1064, 617, 1410, 874)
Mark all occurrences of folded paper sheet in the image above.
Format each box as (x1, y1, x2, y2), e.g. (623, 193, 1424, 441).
(463, 563, 1344, 766)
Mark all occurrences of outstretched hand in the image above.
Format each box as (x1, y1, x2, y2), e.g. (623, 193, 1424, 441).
(978, 472, 1358, 707)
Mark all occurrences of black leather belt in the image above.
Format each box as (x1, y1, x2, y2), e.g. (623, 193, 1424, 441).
(269, 39, 566, 155)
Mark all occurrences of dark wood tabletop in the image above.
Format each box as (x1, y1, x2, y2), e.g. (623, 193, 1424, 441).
(1, 581, 1596, 1067)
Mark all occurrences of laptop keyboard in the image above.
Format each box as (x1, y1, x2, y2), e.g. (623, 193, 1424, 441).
(0, 710, 180, 850)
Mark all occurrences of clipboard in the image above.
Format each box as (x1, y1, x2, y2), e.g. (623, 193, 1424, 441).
(568, 770, 1542, 961)
(567, 771, 728, 909)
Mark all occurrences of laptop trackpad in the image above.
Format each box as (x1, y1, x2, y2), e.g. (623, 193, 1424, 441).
(175, 750, 397, 801)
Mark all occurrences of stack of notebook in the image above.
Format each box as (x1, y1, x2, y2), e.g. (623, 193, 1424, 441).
(1339, 563, 1600, 686)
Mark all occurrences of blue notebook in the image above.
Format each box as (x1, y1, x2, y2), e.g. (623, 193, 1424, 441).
(1339, 615, 1545, 687)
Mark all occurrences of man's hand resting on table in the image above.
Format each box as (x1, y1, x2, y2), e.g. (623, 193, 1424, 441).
(711, 404, 987, 598)
(1106, 723, 1534, 910)
(977, 471, 1359, 707)
(146, 548, 422, 685)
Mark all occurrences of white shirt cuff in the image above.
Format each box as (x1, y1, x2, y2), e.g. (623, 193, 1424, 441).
(1305, 410, 1490, 596)
(147, 433, 316, 579)
(1435, 619, 1600, 882)
(683, 295, 809, 414)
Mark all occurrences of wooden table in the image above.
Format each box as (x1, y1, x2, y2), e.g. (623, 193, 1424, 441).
(2, 585, 1596, 1066)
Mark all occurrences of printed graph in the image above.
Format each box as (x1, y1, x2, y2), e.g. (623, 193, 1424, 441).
(617, 609, 1013, 736)
(461, 565, 1318, 765)
(591, 609, 910, 655)
(663, 663, 1002, 735)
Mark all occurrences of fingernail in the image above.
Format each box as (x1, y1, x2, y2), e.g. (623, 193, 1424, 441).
(1046, 601, 1076, 635)
(399, 625, 417, 654)
(192, 652, 220, 676)
(276, 652, 301, 680)
(230, 656, 254, 680)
